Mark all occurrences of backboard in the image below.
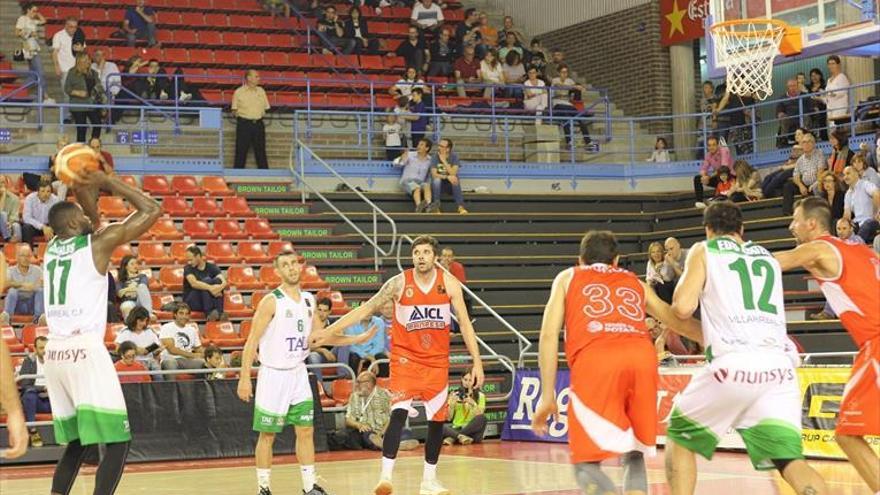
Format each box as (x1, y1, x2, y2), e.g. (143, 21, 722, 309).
(707, 0, 880, 77)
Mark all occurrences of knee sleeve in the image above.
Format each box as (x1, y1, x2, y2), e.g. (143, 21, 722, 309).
(94, 441, 130, 495)
(51, 440, 88, 495)
(424, 421, 443, 465)
(574, 462, 616, 495)
(622, 451, 648, 493)
(381, 409, 408, 460)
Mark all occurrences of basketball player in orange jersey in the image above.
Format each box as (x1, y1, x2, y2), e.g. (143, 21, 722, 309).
(775, 197, 880, 492)
(531, 231, 702, 495)
(322, 235, 483, 495)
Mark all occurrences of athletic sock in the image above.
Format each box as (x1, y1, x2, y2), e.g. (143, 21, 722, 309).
(380, 457, 396, 480)
(423, 461, 437, 481)
(300, 465, 316, 491)
(256, 468, 271, 489)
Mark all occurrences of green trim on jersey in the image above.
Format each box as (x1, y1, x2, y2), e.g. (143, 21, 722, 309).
(737, 419, 804, 471)
(272, 288, 284, 299)
(53, 405, 131, 446)
(252, 400, 314, 432)
(666, 407, 720, 460)
(46, 235, 89, 257)
(705, 345, 714, 363)
(705, 236, 771, 258)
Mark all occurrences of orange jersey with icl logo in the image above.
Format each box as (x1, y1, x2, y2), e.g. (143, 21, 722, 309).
(563, 264, 650, 363)
(391, 268, 452, 368)
(815, 236, 880, 348)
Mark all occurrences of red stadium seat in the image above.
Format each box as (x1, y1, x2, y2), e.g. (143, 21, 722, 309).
(250, 291, 267, 312)
(162, 197, 195, 217)
(21, 325, 49, 347)
(267, 241, 295, 258)
(159, 266, 185, 291)
(317, 290, 350, 315)
(302, 265, 329, 289)
(205, 321, 244, 347)
(238, 241, 270, 263)
(171, 176, 203, 196)
(152, 293, 176, 319)
(205, 13, 228, 27)
(223, 32, 247, 46)
(169, 241, 193, 263)
(268, 34, 294, 48)
(221, 197, 255, 217)
(201, 176, 234, 196)
(360, 55, 384, 70)
(119, 175, 139, 189)
(223, 293, 253, 318)
(263, 52, 289, 67)
(227, 265, 263, 290)
(147, 218, 184, 240)
(143, 175, 172, 196)
(193, 197, 223, 217)
(213, 219, 248, 240)
(110, 244, 133, 265)
(258, 265, 281, 288)
(182, 218, 217, 240)
(189, 49, 215, 65)
(105, 323, 125, 349)
(333, 378, 354, 405)
(214, 51, 239, 66)
(240, 320, 253, 340)
(173, 31, 198, 45)
(1, 327, 25, 353)
(198, 31, 222, 46)
(82, 8, 107, 21)
(205, 241, 240, 263)
(137, 242, 170, 265)
(180, 12, 206, 26)
(247, 33, 271, 47)
(244, 218, 279, 239)
(98, 196, 131, 218)
(228, 15, 253, 28)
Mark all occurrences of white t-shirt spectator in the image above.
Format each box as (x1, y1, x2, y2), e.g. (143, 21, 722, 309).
(16, 15, 41, 56)
(115, 328, 161, 364)
(383, 122, 402, 147)
(159, 322, 201, 360)
(411, 3, 443, 28)
(52, 29, 76, 73)
(93, 61, 121, 96)
(480, 61, 504, 84)
(393, 78, 425, 99)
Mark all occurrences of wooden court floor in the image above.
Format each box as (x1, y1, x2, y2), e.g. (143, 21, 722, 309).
(0, 441, 872, 495)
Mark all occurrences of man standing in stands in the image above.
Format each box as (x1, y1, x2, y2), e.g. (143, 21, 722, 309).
(324, 235, 483, 495)
(776, 197, 879, 492)
(232, 70, 270, 169)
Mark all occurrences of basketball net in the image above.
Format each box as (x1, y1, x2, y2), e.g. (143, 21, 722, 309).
(710, 19, 786, 101)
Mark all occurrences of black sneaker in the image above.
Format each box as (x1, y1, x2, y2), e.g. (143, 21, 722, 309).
(304, 485, 329, 495)
(258, 488, 272, 495)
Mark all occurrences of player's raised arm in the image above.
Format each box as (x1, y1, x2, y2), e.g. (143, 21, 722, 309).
(310, 309, 378, 348)
(672, 243, 706, 320)
(774, 241, 842, 278)
(444, 272, 483, 387)
(531, 268, 570, 435)
(642, 281, 703, 345)
(237, 294, 276, 402)
(323, 274, 403, 335)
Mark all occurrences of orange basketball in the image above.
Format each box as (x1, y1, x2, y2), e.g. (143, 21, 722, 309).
(55, 142, 101, 186)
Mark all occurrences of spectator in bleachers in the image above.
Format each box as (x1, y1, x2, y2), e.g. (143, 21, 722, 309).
(307, 297, 338, 373)
(183, 246, 227, 321)
(842, 165, 880, 244)
(819, 55, 850, 129)
(476, 12, 498, 49)
(853, 152, 880, 187)
(115, 306, 162, 375)
(775, 78, 808, 148)
(383, 113, 404, 161)
(715, 87, 754, 155)
(429, 138, 467, 214)
(826, 128, 853, 176)
(710, 166, 735, 201)
(663, 237, 687, 282)
(262, 0, 291, 19)
(645, 241, 675, 303)
(159, 302, 206, 378)
(524, 39, 548, 78)
(454, 8, 483, 58)
(64, 53, 105, 143)
(117, 255, 153, 319)
(391, 27, 428, 74)
(390, 67, 425, 100)
(728, 159, 762, 202)
(522, 67, 547, 118)
(90, 137, 115, 173)
(344, 6, 379, 54)
(136, 59, 170, 101)
(546, 49, 566, 81)
(395, 137, 432, 212)
(378, 299, 393, 352)
(427, 28, 455, 77)
(232, 70, 270, 170)
(170, 67, 205, 104)
(762, 128, 808, 198)
(393, 95, 416, 148)
(479, 49, 505, 99)
(501, 51, 526, 100)
(550, 65, 595, 152)
(453, 44, 481, 99)
(408, 88, 428, 145)
(498, 33, 523, 64)
(693, 135, 732, 208)
(345, 313, 387, 376)
(115, 341, 150, 383)
(807, 68, 828, 139)
(862, 131, 880, 172)
(696, 81, 718, 159)
(17, 336, 50, 447)
(52, 17, 84, 121)
(782, 132, 825, 215)
(442, 368, 486, 445)
(123, 0, 159, 48)
(21, 179, 59, 246)
(91, 49, 120, 121)
(818, 170, 846, 223)
(15, 4, 52, 104)
(410, 0, 444, 37)
(439, 246, 466, 282)
(0, 179, 21, 243)
(317, 5, 356, 55)
(204, 345, 227, 380)
(339, 371, 419, 451)
(499, 16, 525, 47)
(836, 217, 865, 244)
(646, 137, 670, 162)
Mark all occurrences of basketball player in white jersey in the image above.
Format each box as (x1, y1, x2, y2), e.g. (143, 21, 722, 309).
(42, 170, 161, 494)
(665, 201, 827, 495)
(1, 251, 29, 460)
(237, 250, 378, 495)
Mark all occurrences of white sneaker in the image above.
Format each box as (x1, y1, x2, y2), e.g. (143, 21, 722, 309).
(373, 477, 393, 495)
(419, 479, 450, 495)
(694, 201, 707, 209)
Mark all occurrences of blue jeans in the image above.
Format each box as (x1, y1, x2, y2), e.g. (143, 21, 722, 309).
(431, 178, 465, 207)
(0, 212, 22, 241)
(27, 54, 48, 99)
(127, 23, 158, 47)
(3, 288, 44, 322)
(22, 388, 52, 426)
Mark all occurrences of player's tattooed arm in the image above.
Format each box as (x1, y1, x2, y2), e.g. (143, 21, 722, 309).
(322, 274, 403, 337)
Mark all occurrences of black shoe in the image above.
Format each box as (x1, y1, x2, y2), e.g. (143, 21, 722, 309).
(258, 488, 272, 495)
(304, 485, 329, 495)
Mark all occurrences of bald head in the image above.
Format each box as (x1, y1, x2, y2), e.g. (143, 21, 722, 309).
(664, 237, 682, 260)
(16, 244, 32, 268)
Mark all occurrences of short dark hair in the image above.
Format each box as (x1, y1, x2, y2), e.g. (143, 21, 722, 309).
(21, 3, 34, 13)
(174, 302, 191, 314)
(556, 63, 569, 72)
(186, 245, 202, 257)
(464, 7, 476, 17)
(579, 231, 618, 265)
(411, 87, 424, 96)
(118, 340, 138, 357)
(718, 165, 731, 176)
(48, 201, 81, 234)
(34, 335, 48, 346)
(706, 135, 719, 144)
(148, 59, 159, 65)
(441, 138, 453, 150)
(830, 128, 849, 145)
(505, 50, 520, 65)
(418, 137, 433, 152)
(316, 297, 332, 310)
(702, 201, 743, 236)
(531, 38, 540, 45)
(273, 249, 299, 265)
(796, 196, 833, 233)
(204, 345, 222, 361)
(412, 235, 439, 256)
(125, 306, 151, 329)
(702, 80, 714, 87)
(827, 55, 841, 64)
(38, 178, 53, 189)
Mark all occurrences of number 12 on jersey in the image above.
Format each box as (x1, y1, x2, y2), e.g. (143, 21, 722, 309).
(727, 258, 778, 315)
(47, 259, 72, 305)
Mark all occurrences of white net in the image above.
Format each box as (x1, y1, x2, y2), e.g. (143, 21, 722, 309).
(710, 20, 785, 101)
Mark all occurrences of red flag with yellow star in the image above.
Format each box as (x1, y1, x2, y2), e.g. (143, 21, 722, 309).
(660, 0, 709, 45)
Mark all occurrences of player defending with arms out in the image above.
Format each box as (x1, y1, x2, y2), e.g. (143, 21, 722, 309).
(43, 170, 161, 495)
(666, 201, 827, 495)
(1, 251, 30, 460)
(237, 250, 379, 495)
(530, 230, 702, 495)
(775, 196, 880, 492)
(323, 235, 484, 495)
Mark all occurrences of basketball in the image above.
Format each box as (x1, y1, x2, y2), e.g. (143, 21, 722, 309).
(55, 143, 100, 186)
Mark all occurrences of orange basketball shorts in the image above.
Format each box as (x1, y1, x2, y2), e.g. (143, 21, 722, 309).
(836, 339, 880, 436)
(567, 339, 658, 463)
(389, 353, 449, 422)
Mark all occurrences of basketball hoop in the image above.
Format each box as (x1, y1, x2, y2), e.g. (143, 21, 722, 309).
(710, 19, 790, 101)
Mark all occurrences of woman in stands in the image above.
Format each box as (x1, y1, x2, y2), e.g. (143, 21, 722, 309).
(390, 67, 425, 99)
(501, 51, 526, 101)
(818, 169, 846, 223)
(522, 66, 547, 119)
(728, 159, 762, 202)
(345, 6, 379, 54)
(645, 241, 676, 303)
(116, 255, 153, 320)
(827, 128, 853, 176)
(820, 55, 850, 130)
(64, 53, 105, 143)
(479, 49, 505, 100)
(807, 68, 827, 139)
(646, 137, 670, 163)
(114, 306, 162, 378)
(442, 368, 487, 446)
